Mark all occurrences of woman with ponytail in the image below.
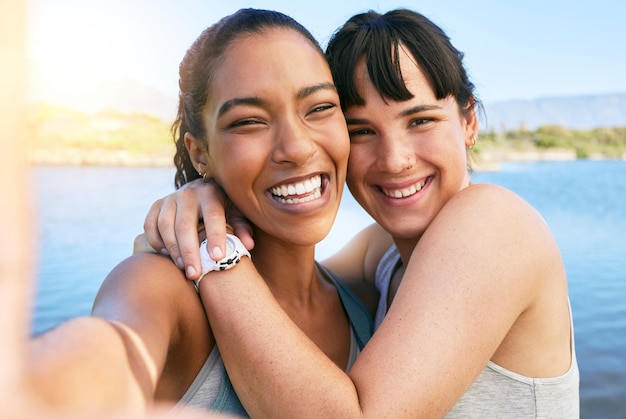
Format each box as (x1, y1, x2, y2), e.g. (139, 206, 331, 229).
(27, 8, 377, 417)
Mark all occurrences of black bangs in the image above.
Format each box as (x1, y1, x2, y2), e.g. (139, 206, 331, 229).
(364, 22, 414, 104)
(326, 9, 476, 113)
(328, 14, 414, 110)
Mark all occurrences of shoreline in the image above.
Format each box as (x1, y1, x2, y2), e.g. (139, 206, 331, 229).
(27, 148, 174, 167)
(27, 147, 626, 171)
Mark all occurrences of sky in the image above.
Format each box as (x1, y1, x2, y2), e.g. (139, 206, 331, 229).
(25, 0, 626, 106)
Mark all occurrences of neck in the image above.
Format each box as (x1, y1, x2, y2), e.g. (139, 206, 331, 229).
(250, 231, 328, 306)
(392, 236, 420, 268)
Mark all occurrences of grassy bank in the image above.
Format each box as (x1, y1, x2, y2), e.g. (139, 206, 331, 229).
(26, 103, 175, 166)
(25, 103, 626, 168)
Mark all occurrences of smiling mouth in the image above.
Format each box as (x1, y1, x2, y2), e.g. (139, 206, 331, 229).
(270, 174, 323, 204)
(380, 178, 429, 199)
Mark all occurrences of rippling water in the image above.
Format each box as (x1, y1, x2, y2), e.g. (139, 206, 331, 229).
(32, 161, 626, 417)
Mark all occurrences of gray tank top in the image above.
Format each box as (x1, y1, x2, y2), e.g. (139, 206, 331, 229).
(375, 245, 580, 418)
(173, 327, 361, 416)
(172, 264, 374, 417)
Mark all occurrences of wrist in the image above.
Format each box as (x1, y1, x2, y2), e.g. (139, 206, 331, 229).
(195, 234, 250, 287)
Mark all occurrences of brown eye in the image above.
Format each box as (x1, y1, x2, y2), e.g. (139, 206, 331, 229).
(409, 118, 430, 127)
(312, 104, 335, 112)
(307, 104, 336, 117)
(348, 128, 373, 137)
(230, 119, 262, 128)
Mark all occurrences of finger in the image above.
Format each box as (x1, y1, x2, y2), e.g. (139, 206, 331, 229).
(227, 206, 255, 251)
(156, 195, 184, 268)
(133, 233, 156, 254)
(173, 191, 204, 279)
(143, 198, 167, 255)
(197, 182, 229, 263)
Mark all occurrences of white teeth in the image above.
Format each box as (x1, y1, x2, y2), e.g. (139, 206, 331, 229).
(271, 175, 323, 204)
(382, 179, 426, 199)
(277, 189, 322, 204)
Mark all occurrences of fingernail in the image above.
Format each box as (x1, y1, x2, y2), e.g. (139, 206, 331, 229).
(186, 265, 197, 278)
(177, 257, 184, 269)
(211, 247, 223, 260)
(160, 248, 169, 256)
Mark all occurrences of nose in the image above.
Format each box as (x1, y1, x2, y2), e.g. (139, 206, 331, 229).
(271, 117, 317, 165)
(375, 133, 415, 173)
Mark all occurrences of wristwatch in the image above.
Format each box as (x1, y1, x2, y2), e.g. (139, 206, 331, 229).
(195, 234, 251, 287)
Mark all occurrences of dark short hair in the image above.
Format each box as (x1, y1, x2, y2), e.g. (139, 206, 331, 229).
(326, 9, 479, 113)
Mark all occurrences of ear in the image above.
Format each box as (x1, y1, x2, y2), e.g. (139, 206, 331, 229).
(463, 100, 479, 148)
(184, 132, 211, 176)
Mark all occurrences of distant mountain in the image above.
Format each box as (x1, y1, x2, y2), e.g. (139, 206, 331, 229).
(484, 93, 626, 131)
(27, 65, 626, 131)
(27, 64, 178, 122)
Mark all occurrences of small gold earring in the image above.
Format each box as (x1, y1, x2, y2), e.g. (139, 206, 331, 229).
(468, 135, 477, 150)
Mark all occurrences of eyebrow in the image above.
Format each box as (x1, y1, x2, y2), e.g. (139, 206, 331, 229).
(218, 97, 267, 118)
(399, 104, 441, 117)
(345, 104, 441, 125)
(217, 82, 337, 117)
(296, 82, 336, 100)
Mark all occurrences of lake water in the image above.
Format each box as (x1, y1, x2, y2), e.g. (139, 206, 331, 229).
(32, 160, 626, 418)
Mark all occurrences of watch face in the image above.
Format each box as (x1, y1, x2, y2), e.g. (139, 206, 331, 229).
(198, 235, 249, 277)
(224, 235, 236, 257)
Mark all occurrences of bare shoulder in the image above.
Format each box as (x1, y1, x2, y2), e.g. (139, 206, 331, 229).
(93, 252, 198, 323)
(444, 183, 550, 235)
(91, 253, 211, 404)
(421, 182, 564, 294)
(97, 253, 189, 296)
(451, 183, 531, 210)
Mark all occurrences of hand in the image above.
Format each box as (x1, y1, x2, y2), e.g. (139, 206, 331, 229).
(143, 179, 254, 279)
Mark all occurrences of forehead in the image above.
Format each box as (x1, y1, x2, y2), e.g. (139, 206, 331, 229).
(209, 28, 331, 106)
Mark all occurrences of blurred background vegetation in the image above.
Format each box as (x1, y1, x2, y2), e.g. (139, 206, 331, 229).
(478, 125, 626, 159)
(24, 103, 626, 167)
(26, 103, 175, 166)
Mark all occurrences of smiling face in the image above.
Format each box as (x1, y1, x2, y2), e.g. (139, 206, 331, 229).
(344, 46, 477, 243)
(197, 28, 349, 246)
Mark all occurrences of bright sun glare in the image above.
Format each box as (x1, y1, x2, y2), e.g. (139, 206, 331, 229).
(25, 0, 179, 111)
